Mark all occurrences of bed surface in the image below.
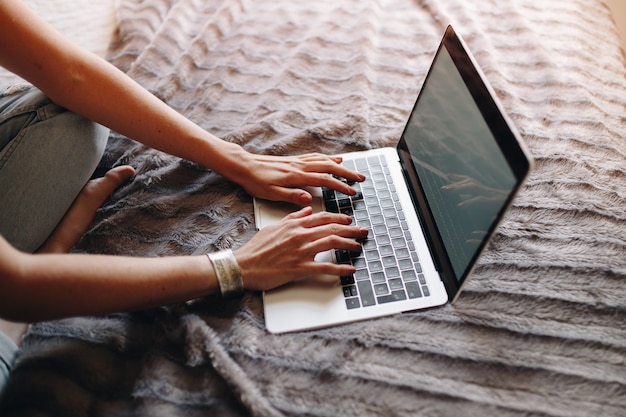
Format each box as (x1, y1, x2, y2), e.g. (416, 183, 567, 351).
(1, 0, 625, 416)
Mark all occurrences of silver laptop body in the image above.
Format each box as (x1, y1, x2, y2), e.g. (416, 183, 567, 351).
(254, 26, 533, 333)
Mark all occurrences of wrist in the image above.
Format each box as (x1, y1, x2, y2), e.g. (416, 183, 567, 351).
(207, 249, 244, 297)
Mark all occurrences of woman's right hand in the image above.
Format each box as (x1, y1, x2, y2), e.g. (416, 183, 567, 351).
(234, 207, 369, 291)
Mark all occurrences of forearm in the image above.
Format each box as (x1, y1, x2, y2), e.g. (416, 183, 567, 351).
(45, 54, 245, 172)
(1, 249, 217, 322)
(0, 0, 245, 176)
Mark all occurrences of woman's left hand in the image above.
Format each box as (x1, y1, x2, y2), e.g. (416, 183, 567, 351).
(226, 151, 366, 206)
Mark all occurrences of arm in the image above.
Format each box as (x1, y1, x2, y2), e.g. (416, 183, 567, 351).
(0, 206, 367, 322)
(0, 165, 368, 322)
(0, 0, 364, 206)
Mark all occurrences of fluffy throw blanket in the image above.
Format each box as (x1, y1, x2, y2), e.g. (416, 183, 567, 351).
(2, 0, 625, 416)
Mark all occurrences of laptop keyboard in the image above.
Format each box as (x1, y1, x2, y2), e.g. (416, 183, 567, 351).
(322, 154, 430, 310)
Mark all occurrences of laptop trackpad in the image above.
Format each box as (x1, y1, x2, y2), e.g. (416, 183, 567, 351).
(263, 250, 350, 333)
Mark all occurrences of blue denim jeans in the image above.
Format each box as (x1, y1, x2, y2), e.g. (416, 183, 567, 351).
(0, 330, 17, 400)
(0, 85, 109, 252)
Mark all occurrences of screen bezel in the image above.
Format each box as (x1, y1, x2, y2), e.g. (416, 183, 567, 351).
(397, 25, 532, 302)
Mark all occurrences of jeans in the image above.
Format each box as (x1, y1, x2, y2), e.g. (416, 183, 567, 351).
(0, 85, 109, 252)
(0, 331, 17, 400)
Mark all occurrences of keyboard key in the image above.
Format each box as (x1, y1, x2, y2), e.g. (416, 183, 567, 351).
(386, 217, 400, 227)
(418, 274, 426, 285)
(389, 227, 403, 238)
(343, 160, 356, 170)
(382, 256, 397, 268)
(372, 172, 386, 182)
(376, 235, 391, 246)
(401, 269, 417, 281)
(357, 280, 376, 306)
(365, 250, 380, 261)
(356, 218, 371, 228)
(343, 285, 358, 297)
(422, 285, 430, 297)
(352, 257, 366, 269)
(377, 189, 391, 199)
(362, 240, 377, 250)
(405, 281, 422, 298)
(367, 155, 380, 165)
(385, 266, 400, 278)
(392, 238, 406, 249)
(371, 272, 386, 283)
(373, 224, 388, 235)
(378, 245, 393, 257)
(354, 269, 369, 281)
(369, 260, 383, 272)
(355, 210, 369, 221)
(340, 207, 354, 217)
(356, 158, 369, 170)
(374, 283, 389, 296)
(326, 200, 339, 213)
(377, 290, 407, 304)
(396, 248, 410, 259)
(371, 215, 385, 225)
(335, 250, 351, 264)
(345, 297, 361, 309)
(388, 278, 404, 291)
(341, 275, 355, 285)
(375, 181, 388, 190)
(353, 200, 366, 211)
(398, 258, 413, 270)
(338, 198, 352, 208)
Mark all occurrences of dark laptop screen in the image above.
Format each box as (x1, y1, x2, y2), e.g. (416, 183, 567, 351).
(398, 27, 530, 298)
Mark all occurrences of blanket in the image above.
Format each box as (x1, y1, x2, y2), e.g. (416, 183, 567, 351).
(2, 0, 625, 415)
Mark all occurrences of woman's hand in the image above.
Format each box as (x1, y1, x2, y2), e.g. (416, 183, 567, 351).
(37, 166, 135, 254)
(224, 151, 366, 206)
(235, 207, 369, 291)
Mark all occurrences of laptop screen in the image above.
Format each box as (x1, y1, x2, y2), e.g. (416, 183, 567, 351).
(398, 26, 530, 299)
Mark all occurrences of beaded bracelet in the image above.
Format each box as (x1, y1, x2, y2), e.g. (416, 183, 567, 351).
(207, 249, 244, 297)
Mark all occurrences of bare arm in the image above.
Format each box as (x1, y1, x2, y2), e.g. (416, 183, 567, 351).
(0, 237, 217, 322)
(0, 0, 364, 205)
(0, 168, 367, 323)
(0, 207, 366, 322)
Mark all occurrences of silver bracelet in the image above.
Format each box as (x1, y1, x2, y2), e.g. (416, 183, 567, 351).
(207, 249, 244, 297)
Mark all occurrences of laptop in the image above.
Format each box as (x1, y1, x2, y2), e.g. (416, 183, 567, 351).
(253, 25, 533, 333)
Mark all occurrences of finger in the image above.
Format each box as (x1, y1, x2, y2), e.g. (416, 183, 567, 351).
(283, 206, 314, 220)
(295, 154, 366, 183)
(302, 173, 359, 196)
(265, 185, 313, 206)
(303, 232, 366, 255)
(295, 210, 355, 228)
(303, 261, 357, 278)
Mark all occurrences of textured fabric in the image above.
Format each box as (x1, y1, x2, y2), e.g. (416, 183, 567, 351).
(1, 0, 625, 416)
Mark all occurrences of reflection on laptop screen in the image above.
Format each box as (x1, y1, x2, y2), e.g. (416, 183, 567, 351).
(401, 46, 517, 283)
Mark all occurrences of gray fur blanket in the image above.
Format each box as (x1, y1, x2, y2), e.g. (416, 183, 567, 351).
(2, 0, 626, 415)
